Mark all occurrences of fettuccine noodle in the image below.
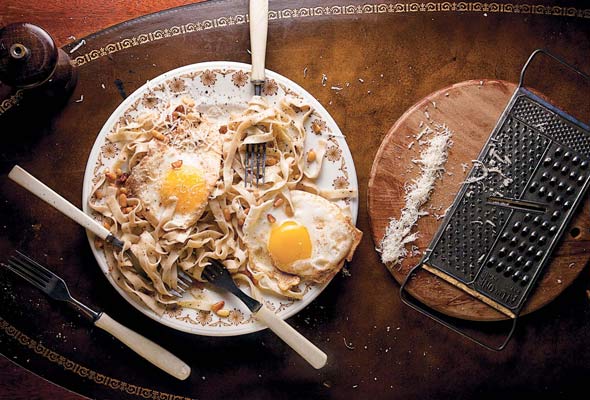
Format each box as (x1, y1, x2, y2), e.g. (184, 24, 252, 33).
(89, 95, 355, 315)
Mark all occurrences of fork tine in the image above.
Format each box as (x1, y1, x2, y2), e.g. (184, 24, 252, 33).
(178, 271, 193, 286)
(177, 280, 189, 290)
(9, 255, 51, 283)
(244, 144, 250, 186)
(261, 143, 267, 184)
(14, 250, 53, 279)
(4, 260, 48, 290)
(250, 144, 256, 187)
(255, 143, 261, 186)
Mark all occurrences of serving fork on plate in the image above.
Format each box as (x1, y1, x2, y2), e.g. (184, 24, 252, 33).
(244, 0, 269, 187)
(1, 251, 191, 380)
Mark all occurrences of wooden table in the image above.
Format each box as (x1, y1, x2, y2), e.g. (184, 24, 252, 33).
(1, 4, 200, 399)
(1, 1, 590, 399)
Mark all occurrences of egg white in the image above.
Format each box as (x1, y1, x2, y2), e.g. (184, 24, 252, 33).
(242, 190, 362, 285)
(125, 122, 222, 230)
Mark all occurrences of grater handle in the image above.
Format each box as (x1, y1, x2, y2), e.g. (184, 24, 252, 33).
(399, 264, 518, 352)
(519, 49, 590, 125)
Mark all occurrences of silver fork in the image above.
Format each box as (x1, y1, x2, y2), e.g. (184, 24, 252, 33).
(9, 165, 192, 298)
(244, 142, 267, 187)
(119, 242, 193, 298)
(202, 259, 327, 369)
(245, 0, 269, 187)
(2, 251, 191, 380)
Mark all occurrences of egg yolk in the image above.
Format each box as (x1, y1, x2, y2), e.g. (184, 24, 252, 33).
(268, 221, 312, 268)
(160, 164, 207, 213)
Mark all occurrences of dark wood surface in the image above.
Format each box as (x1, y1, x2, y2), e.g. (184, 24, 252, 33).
(1, 3, 197, 399)
(1, 1, 590, 399)
(1, 3, 201, 399)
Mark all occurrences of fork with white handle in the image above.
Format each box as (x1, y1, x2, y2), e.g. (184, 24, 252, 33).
(244, 0, 269, 187)
(9, 165, 327, 369)
(2, 251, 191, 380)
(202, 259, 327, 369)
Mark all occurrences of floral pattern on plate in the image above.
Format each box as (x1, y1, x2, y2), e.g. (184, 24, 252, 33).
(83, 61, 358, 336)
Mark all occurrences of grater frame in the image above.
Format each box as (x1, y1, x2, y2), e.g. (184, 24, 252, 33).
(399, 49, 590, 351)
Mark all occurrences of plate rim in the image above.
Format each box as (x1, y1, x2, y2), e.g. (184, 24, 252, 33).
(82, 60, 359, 336)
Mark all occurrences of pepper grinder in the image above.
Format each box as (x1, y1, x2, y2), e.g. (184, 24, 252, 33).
(0, 22, 78, 105)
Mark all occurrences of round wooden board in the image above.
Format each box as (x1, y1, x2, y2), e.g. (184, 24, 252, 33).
(368, 79, 590, 321)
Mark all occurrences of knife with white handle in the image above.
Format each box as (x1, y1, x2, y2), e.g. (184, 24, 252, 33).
(7, 165, 191, 380)
(8, 165, 123, 247)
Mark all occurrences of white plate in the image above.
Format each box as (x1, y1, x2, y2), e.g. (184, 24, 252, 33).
(82, 61, 358, 336)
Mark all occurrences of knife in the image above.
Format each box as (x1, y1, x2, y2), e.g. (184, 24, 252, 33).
(7, 165, 191, 379)
(9, 165, 124, 248)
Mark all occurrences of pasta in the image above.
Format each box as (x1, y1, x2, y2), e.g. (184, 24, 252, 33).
(89, 95, 357, 315)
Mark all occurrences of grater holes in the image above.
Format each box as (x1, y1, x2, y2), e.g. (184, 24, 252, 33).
(570, 227, 581, 238)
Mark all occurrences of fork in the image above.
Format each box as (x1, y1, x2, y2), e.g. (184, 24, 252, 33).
(2, 251, 191, 380)
(244, 142, 267, 187)
(8, 165, 192, 298)
(244, 0, 269, 187)
(202, 259, 327, 369)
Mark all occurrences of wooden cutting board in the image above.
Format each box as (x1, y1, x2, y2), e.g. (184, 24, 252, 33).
(367, 79, 590, 321)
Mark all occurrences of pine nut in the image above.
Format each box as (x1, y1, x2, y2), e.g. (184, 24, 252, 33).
(311, 121, 322, 134)
(211, 301, 225, 313)
(171, 160, 183, 169)
(223, 208, 232, 222)
(216, 309, 230, 317)
(273, 197, 284, 207)
(151, 130, 166, 141)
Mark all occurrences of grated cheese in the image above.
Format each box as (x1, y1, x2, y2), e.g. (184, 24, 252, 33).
(69, 39, 86, 54)
(379, 123, 454, 267)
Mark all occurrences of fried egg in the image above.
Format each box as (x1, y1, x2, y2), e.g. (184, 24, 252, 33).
(125, 122, 222, 229)
(242, 190, 362, 287)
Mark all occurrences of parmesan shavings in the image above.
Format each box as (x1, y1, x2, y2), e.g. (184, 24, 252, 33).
(69, 39, 86, 54)
(379, 123, 454, 267)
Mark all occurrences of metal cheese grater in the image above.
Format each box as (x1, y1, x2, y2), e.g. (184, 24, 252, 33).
(400, 49, 590, 351)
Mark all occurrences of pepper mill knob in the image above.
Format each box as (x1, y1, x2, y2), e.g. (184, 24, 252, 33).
(0, 22, 77, 101)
